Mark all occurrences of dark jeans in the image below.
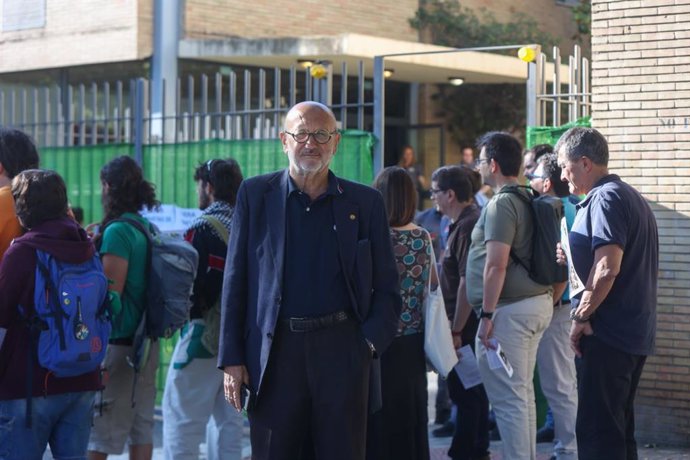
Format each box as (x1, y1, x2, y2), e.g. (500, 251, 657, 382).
(248, 319, 371, 460)
(576, 335, 646, 460)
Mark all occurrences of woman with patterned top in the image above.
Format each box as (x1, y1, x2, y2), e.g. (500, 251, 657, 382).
(366, 166, 434, 460)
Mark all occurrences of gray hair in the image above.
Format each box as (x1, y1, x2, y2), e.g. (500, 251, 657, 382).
(554, 127, 609, 166)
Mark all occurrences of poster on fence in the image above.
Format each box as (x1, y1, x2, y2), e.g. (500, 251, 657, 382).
(142, 204, 202, 236)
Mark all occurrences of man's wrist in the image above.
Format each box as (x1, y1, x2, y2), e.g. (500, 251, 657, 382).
(479, 308, 494, 320)
(569, 309, 590, 323)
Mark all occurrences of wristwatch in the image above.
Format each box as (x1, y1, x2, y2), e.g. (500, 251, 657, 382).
(479, 309, 494, 320)
(569, 309, 590, 323)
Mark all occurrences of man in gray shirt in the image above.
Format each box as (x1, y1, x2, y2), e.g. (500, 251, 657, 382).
(466, 132, 553, 460)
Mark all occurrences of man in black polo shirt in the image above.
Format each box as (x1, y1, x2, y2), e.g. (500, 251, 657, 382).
(556, 127, 658, 460)
(218, 101, 401, 460)
(432, 165, 490, 460)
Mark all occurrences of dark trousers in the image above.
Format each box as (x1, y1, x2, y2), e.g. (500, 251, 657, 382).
(366, 333, 429, 460)
(435, 374, 452, 422)
(576, 335, 647, 460)
(248, 319, 371, 460)
(447, 315, 490, 460)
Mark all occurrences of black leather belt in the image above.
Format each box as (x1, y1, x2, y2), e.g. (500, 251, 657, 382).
(281, 310, 350, 333)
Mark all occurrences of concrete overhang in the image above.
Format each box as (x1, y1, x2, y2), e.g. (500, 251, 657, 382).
(179, 33, 569, 85)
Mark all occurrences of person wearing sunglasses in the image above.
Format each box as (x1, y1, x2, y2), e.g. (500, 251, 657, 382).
(218, 101, 401, 460)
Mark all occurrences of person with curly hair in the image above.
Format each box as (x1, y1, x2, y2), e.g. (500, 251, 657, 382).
(88, 156, 160, 460)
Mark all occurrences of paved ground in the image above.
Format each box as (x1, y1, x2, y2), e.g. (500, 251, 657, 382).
(46, 371, 690, 459)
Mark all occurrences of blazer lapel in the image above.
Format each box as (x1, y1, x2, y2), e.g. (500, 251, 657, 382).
(332, 190, 359, 280)
(264, 171, 288, 282)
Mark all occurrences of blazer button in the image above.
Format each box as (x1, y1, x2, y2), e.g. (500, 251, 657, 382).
(267, 332, 273, 340)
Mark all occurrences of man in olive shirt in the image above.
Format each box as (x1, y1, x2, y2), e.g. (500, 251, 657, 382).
(466, 132, 553, 460)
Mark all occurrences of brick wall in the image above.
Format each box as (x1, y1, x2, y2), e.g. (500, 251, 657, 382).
(0, 0, 140, 73)
(591, 0, 690, 447)
(183, 0, 420, 41)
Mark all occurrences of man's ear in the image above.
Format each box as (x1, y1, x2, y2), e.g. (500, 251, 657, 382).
(205, 182, 215, 197)
(490, 158, 499, 175)
(542, 178, 552, 194)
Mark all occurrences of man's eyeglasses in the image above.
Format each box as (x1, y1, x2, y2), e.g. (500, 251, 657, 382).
(429, 188, 445, 195)
(284, 129, 338, 144)
(526, 173, 548, 180)
(474, 158, 490, 168)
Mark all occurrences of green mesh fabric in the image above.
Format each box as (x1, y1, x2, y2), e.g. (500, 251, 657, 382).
(525, 117, 592, 148)
(40, 130, 376, 224)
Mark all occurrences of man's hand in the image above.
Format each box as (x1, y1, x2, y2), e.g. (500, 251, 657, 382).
(223, 365, 249, 411)
(477, 318, 495, 350)
(452, 334, 462, 352)
(556, 242, 568, 267)
(569, 320, 594, 358)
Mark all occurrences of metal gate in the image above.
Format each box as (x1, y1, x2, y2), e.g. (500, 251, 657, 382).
(0, 61, 375, 154)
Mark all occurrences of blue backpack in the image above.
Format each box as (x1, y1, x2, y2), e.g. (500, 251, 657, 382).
(28, 250, 111, 377)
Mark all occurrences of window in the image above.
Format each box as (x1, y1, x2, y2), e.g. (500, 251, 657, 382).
(2, 0, 46, 32)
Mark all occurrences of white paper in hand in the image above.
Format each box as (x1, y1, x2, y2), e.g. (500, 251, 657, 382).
(453, 345, 483, 389)
(486, 339, 514, 378)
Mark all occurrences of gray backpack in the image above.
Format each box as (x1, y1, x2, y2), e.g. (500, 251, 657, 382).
(114, 217, 199, 339)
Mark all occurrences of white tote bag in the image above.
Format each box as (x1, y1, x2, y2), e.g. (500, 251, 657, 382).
(423, 249, 459, 378)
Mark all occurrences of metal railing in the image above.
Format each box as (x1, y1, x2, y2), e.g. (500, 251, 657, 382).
(536, 44, 591, 126)
(0, 61, 374, 150)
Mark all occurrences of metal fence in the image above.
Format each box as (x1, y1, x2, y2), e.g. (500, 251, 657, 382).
(0, 61, 374, 150)
(535, 44, 591, 126)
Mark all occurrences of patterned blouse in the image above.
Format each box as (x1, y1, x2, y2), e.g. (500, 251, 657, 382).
(390, 227, 432, 336)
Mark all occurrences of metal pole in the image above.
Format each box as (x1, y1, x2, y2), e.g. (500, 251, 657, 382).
(134, 78, 145, 165)
(526, 45, 542, 127)
(151, 0, 180, 142)
(373, 56, 385, 176)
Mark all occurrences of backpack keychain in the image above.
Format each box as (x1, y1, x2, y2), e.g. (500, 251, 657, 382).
(73, 296, 90, 340)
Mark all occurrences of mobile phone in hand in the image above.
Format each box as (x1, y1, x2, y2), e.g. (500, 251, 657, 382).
(240, 383, 255, 412)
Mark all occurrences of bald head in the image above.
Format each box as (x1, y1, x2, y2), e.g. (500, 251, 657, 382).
(284, 101, 337, 131)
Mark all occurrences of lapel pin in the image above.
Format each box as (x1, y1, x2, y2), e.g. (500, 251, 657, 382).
(349, 214, 356, 220)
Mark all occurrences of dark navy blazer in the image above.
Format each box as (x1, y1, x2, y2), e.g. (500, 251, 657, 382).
(218, 169, 402, 395)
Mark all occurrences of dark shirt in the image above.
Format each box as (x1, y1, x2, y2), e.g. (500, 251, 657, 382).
(184, 201, 234, 319)
(569, 174, 658, 356)
(0, 217, 101, 400)
(281, 172, 350, 318)
(441, 204, 481, 321)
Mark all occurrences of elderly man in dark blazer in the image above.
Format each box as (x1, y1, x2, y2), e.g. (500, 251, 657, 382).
(218, 101, 401, 460)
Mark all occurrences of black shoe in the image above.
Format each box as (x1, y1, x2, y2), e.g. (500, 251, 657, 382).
(434, 408, 451, 425)
(536, 426, 555, 443)
(432, 420, 455, 438)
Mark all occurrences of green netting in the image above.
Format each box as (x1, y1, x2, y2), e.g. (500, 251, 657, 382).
(40, 130, 375, 225)
(525, 117, 592, 148)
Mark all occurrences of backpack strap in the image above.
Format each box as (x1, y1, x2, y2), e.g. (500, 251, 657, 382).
(497, 186, 536, 273)
(35, 254, 70, 350)
(199, 215, 229, 244)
